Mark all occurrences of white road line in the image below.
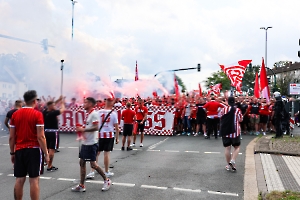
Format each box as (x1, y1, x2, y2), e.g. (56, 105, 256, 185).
(148, 138, 169, 150)
(165, 150, 179, 153)
(2, 144, 9, 146)
(112, 182, 135, 187)
(204, 152, 220, 154)
(0, 136, 7, 138)
(7, 174, 14, 177)
(0, 173, 3, 175)
(86, 180, 104, 184)
(67, 147, 78, 149)
(147, 150, 160, 152)
(184, 151, 199, 153)
(141, 185, 168, 190)
(58, 147, 65, 149)
(208, 190, 239, 197)
(57, 178, 76, 181)
(173, 187, 201, 193)
(133, 149, 142, 151)
(40, 176, 52, 180)
(231, 153, 243, 155)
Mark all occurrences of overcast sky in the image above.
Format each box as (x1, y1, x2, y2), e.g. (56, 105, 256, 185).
(0, 0, 299, 95)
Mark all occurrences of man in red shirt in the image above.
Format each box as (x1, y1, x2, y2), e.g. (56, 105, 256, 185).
(9, 90, 49, 200)
(133, 98, 148, 147)
(203, 96, 223, 139)
(121, 102, 136, 150)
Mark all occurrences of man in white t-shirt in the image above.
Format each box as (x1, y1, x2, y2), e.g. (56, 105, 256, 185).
(98, 97, 119, 178)
(72, 97, 111, 192)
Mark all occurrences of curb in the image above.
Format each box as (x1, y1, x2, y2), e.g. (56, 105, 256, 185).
(254, 150, 300, 157)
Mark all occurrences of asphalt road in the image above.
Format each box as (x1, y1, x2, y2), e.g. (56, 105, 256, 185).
(0, 131, 254, 200)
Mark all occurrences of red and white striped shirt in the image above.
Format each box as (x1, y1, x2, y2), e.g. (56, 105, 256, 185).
(220, 105, 243, 138)
(98, 109, 118, 139)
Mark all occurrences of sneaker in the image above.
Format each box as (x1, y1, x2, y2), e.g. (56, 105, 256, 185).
(182, 132, 186, 135)
(187, 133, 191, 136)
(140, 143, 143, 147)
(105, 171, 114, 178)
(71, 184, 86, 192)
(86, 171, 95, 179)
(127, 147, 133, 151)
(102, 179, 111, 191)
(121, 147, 125, 151)
(194, 133, 198, 137)
(229, 160, 236, 172)
(225, 165, 231, 171)
(131, 143, 135, 147)
(47, 166, 58, 172)
(203, 133, 207, 137)
(263, 132, 266, 136)
(256, 132, 260, 136)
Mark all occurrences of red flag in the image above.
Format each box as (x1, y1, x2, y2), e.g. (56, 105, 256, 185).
(210, 83, 222, 95)
(219, 60, 252, 91)
(135, 60, 138, 81)
(260, 58, 270, 102)
(198, 83, 202, 97)
(254, 72, 260, 98)
(174, 73, 180, 99)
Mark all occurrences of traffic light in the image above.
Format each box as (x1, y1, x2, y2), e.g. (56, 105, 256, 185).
(197, 63, 201, 72)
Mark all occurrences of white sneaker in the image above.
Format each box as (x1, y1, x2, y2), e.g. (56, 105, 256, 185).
(204, 133, 207, 137)
(140, 143, 143, 147)
(105, 171, 114, 178)
(102, 179, 111, 191)
(263, 132, 266, 136)
(131, 143, 135, 147)
(86, 171, 95, 179)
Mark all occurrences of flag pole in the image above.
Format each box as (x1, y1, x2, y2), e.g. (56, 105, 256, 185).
(61, 60, 64, 96)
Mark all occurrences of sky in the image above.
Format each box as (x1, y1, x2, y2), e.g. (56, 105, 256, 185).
(0, 0, 299, 98)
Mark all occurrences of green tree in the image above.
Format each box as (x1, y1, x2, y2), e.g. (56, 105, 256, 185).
(276, 71, 300, 95)
(204, 70, 231, 91)
(176, 75, 186, 92)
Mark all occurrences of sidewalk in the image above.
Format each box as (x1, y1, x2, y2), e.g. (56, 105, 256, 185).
(244, 127, 300, 200)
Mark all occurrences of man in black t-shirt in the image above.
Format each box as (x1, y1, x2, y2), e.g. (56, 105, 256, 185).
(43, 97, 65, 172)
(4, 100, 22, 130)
(195, 98, 207, 136)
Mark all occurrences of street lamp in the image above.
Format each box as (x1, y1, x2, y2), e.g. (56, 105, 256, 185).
(71, 0, 78, 40)
(260, 26, 272, 68)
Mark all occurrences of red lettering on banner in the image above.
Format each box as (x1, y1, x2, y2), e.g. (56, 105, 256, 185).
(154, 111, 166, 130)
(62, 111, 74, 127)
(76, 110, 85, 125)
(144, 111, 153, 129)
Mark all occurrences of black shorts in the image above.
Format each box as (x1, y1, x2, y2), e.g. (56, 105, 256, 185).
(79, 144, 98, 161)
(123, 124, 133, 136)
(222, 136, 241, 147)
(45, 132, 58, 150)
(98, 138, 114, 152)
(14, 148, 44, 178)
(137, 120, 145, 133)
(260, 115, 269, 124)
(190, 118, 196, 125)
(175, 117, 182, 125)
(196, 117, 206, 125)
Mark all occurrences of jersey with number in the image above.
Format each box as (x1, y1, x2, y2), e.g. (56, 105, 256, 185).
(135, 105, 148, 121)
(98, 109, 118, 138)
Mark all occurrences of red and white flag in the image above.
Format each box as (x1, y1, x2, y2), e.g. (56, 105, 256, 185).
(254, 72, 260, 98)
(135, 60, 138, 81)
(207, 83, 222, 96)
(260, 58, 270, 102)
(174, 73, 180, 99)
(219, 60, 252, 92)
(198, 83, 202, 97)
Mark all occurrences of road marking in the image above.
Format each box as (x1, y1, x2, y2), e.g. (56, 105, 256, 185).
(184, 151, 199, 153)
(0, 136, 7, 138)
(0, 173, 3, 175)
(2, 144, 9, 145)
(165, 150, 180, 153)
(148, 138, 169, 150)
(231, 153, 243, 155)
(147, 150, 160, 152)
(59, 147, 65, 149)
(86, 180, 104, 184)
(208, 190, 239, 197)
(173, 187, 201, 193)
(40, 176, 52, 180)
(112, 182, 135, 187)
(204, 152, 220, 154)
(133, 149, 142, 151)
(7, 174, 14, 177)
(57, 178, 76, 181)
(141, 185, 168, 190)
(67, 147, 78, 149)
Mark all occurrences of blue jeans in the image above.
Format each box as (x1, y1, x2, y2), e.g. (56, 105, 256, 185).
(183, 116, 191, 133)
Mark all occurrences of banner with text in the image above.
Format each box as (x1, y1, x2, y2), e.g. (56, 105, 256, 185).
(59, 106, 175, 135)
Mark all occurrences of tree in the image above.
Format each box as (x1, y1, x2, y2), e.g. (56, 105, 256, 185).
(176, 75, 186, 92)
(204, 70, 231, 91)
(276, 71, 300, 96)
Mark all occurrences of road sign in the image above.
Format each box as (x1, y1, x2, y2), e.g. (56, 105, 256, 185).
(288, 83, 300, 95)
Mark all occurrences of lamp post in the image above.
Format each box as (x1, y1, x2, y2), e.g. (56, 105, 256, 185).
(71, 0, 77, 40)
(260, 26, 272, 68)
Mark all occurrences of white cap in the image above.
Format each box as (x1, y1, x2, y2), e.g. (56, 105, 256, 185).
(274, 91, 281, 98)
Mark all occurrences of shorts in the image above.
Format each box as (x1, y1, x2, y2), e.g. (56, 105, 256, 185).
(196, 117, 206, 125)
(260, 115, 269, 124)
(79, 144, 98, 161)
(175, 117, 182, 125)
(137, 120, 145, 133)
(123, 124, 133, 136)
(98, 138, 114, 152)
(45, 132, 58, 150)
(14, 148, 44, 178)
(249, 114, 260, 124)
(222, 136, 241, 147)
(190, 118, 196, 125)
